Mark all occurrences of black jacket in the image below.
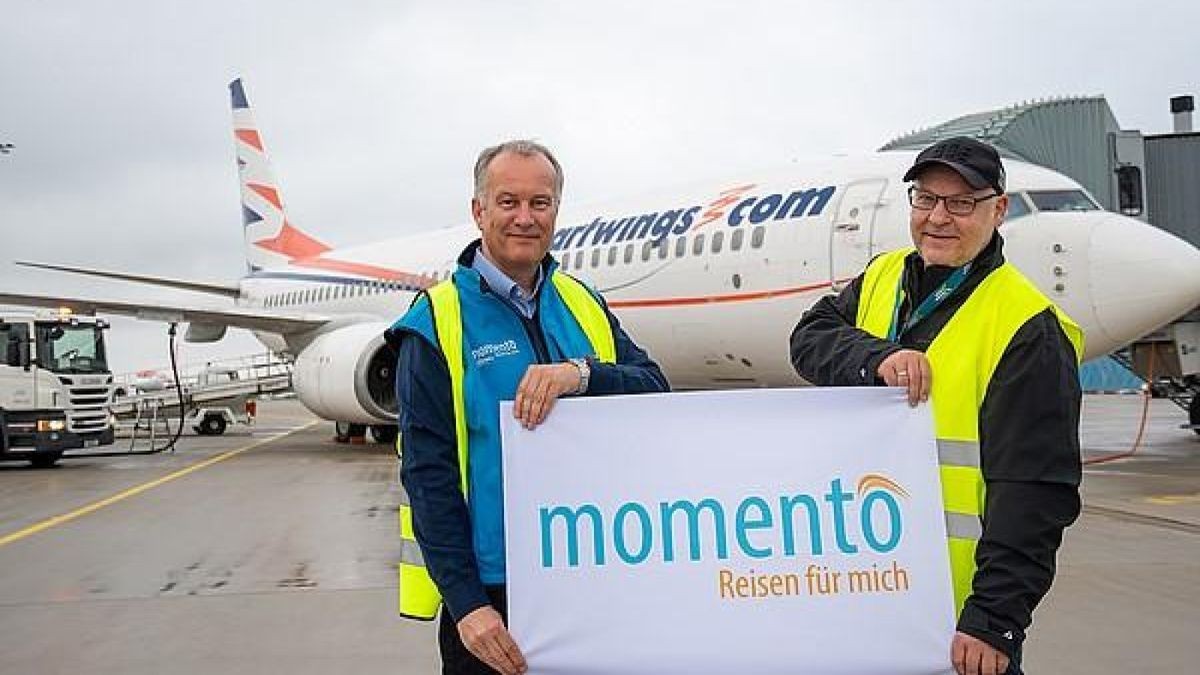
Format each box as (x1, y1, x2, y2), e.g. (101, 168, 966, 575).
(789, 234, 1081, 660)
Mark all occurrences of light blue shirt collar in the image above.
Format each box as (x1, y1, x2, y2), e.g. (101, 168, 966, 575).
(472, 249, 544, 319)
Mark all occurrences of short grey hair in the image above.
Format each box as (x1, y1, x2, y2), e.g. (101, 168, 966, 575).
(473, 139, 564, 201)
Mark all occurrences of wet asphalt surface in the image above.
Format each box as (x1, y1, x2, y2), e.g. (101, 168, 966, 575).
(0, 395, 1196, 674)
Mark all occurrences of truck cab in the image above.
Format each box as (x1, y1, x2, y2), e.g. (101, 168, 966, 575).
(0, 312, 116, 467)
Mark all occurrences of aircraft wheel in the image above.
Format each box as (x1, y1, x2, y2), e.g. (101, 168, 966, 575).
(370, 424, 398, 444)
(335, 422, 367, 443)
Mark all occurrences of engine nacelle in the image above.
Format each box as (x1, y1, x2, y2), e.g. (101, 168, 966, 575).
(292, 322, 396, 424)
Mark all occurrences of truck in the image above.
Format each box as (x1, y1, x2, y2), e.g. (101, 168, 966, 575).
(0, 311, 116, 467)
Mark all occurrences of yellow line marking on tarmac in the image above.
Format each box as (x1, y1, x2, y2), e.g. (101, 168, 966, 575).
(0, 422, 317, 549)
(1146, 493, 1200, 506)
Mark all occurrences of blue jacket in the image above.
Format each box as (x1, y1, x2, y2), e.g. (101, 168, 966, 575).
(386, 241, 669, 621)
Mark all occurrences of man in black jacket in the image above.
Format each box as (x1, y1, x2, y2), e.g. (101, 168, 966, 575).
(790, 137, 1082, 675)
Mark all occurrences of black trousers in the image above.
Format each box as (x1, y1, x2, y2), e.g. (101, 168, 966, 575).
(438, 585, 508, 675)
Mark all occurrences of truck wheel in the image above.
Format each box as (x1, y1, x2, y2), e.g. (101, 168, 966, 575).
(370, 424, 398, 444)
(199, 415, 227, 436)
(29, 452, 62, 469)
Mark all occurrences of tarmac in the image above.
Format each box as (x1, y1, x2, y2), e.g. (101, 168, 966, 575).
(0, 394, 1195, 674)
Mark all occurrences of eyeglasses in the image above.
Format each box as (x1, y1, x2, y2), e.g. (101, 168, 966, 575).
(908, 187, 1000, 216)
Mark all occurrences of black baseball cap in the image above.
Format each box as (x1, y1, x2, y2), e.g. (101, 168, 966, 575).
(903, 136, 1006, 193)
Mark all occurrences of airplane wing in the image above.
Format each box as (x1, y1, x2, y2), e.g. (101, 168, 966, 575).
(15, 261, 242, 298)
(0, 291, 329, 334)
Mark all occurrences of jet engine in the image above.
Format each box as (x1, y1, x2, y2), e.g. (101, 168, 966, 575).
(292, 322, 397, 423)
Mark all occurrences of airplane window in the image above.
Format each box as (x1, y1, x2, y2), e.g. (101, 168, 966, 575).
(559, 256, 569, 271)
(642, 241, 654, 261)
(675, 236, 687, 258)
(751, 226, 765, 249)
(624, 244, 634, 264)
(1026, 190, 1099, 212)
(608, 246, 618, 266)
(574, 251, 584, 269)
(657, 238, 669, 259)
(712, 231, 724, 254)
(591, 248, 601, 268)
(693, 234, 705, 256)
(1006, 193, 1031, 220)
(731, 228, 744, 251)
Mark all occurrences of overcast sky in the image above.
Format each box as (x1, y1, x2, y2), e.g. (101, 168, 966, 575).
(1, 1, 1196, 373)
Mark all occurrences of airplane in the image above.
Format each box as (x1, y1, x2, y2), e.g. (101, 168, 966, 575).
(5, 79, 1200, 443)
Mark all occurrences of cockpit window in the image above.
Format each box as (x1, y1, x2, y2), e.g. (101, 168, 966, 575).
(1026, 190, 1099, 212)
(1005, 192, 1031, 220)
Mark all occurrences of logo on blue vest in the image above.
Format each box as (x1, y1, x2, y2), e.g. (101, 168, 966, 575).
(471, 339, 520, 366)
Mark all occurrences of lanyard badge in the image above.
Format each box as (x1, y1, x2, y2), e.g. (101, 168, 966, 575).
(886, 263, 971, 342)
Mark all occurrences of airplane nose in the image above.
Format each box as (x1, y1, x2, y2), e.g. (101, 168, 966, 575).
(1087, 215, 1200, 353)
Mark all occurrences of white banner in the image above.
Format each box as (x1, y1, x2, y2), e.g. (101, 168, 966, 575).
(502, 387, 955, 675)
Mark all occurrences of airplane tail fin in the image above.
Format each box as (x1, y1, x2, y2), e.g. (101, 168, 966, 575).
(230, 78, 331, 273)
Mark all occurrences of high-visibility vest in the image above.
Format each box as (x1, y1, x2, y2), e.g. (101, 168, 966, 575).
(397, 271, 617, 620)
(855, 248, 1083, 614)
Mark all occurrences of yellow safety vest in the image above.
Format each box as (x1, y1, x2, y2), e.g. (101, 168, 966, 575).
(856, 248, 1083, 614)
(398, 271, 617, 620)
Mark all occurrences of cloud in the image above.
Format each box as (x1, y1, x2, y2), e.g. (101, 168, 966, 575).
(1, 0, 1196, 372)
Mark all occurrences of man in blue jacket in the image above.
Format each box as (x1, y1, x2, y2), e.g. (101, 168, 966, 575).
(387, 140, 668, 675)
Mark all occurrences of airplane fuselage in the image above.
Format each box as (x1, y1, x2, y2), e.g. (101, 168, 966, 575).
(235, 151, 1166, 393)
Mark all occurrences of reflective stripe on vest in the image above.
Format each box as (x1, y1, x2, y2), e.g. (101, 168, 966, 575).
(397, 270, 616, 620)
(856, 248, 1083, 615)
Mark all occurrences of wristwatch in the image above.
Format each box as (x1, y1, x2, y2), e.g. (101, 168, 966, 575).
(568, 357, 591, 395)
